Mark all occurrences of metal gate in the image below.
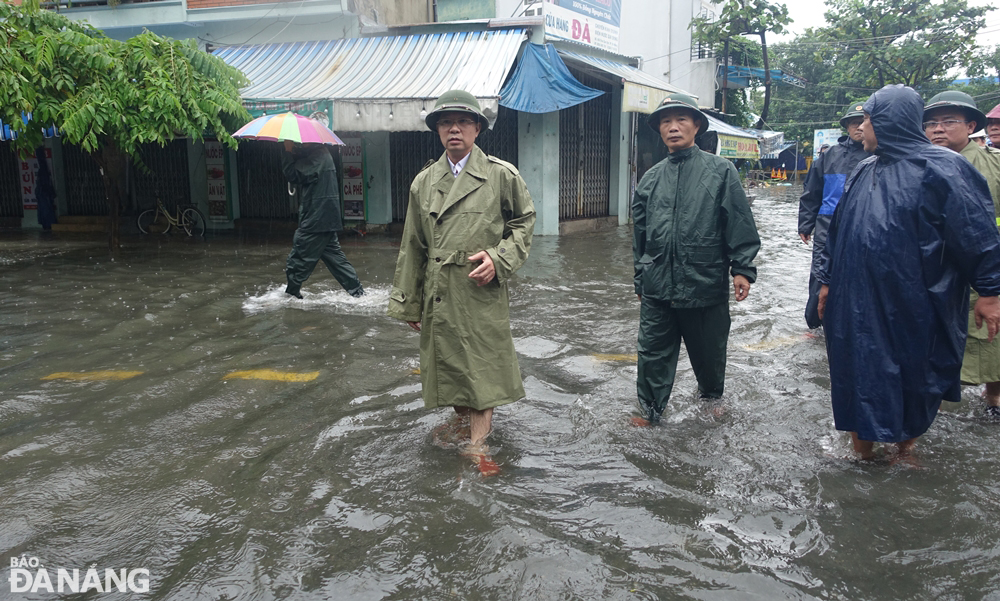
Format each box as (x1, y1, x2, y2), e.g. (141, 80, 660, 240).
(389, 106, 518, 221)
(0, 143, 23, 219)
(133, 140, 191, 213)
(62, 144, 108, 216)
(559, 69, 613, 221)
(235, 140, 296, 220)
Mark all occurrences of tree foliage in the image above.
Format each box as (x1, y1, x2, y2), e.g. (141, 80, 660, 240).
(0, 0, 250, 247)
(691, 0, 791, 128)
(767, 0, 992, 150)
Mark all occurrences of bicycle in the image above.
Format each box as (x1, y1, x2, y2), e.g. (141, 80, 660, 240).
(137, 198, 207, 238)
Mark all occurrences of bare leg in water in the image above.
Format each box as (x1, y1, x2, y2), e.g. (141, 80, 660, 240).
(851, 432, 918, 463)
(461, 408, 499, 476)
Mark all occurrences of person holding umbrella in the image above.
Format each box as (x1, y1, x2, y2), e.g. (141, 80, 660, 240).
(281, 139, 364, 299)
(233, 112, 364, 299)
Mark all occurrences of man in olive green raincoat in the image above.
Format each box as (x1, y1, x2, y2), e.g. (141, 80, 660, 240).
(633, 93, 760, 425)
(282, 140, 364, 299)
(924, 90, 1000, 419)
(387, 90, 535, 455)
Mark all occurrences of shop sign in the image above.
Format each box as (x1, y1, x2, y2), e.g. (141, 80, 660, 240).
(543, 0, 621, 53)
(18, 147, 53, 210)
(718, 134, 759, 159)
(341, 135, 365, 220)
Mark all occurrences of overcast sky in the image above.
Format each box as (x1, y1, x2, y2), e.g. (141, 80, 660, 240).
(776, 0, 1000, 47)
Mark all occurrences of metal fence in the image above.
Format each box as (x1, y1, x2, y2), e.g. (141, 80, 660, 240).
(235, 140, 296, 220)
(559, 69, 612, 221)
(61, 144, 108, 216)
(132, 140, 191, 212)
(0, 143, 23, 219)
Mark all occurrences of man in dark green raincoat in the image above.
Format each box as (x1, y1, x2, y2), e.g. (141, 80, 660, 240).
(387, 90, 535, 463)
(632, 93, 760, 425)
(282, 140, 364, 299)
(924, 90, 1000, 419)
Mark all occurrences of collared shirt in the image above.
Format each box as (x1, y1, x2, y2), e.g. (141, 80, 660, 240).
(447, 153, 470, 178)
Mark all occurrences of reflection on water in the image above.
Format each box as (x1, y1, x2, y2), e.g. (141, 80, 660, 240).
(2, 188, 999, 600)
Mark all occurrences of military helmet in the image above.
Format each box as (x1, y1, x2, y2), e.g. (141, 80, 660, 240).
(923, 90, 987, 131)
(647, 93, 710, 136)
(425, 89, 489, 131)
(839, 102, 866, 128)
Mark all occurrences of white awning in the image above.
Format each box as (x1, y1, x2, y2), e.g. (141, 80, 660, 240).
(214, 29, 527, 132)
(556, 49, 696, 113)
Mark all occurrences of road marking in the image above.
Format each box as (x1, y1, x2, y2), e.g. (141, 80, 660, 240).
(743, 333, 812, 352)
(223, 370, 319, 382)
(42, 371, 144, 381)
(593, 353, 637, 362)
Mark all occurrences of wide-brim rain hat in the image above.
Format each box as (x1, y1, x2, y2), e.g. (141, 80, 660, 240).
(924, 90, 987, 130)
(425, 89, 490, 131)
(839, 102, 866, 128)
(987, 102, 1000, 122)
(646, 93, 709, 136)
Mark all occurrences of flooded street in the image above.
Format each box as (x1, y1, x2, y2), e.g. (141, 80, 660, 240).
(2, 186, 999, 600)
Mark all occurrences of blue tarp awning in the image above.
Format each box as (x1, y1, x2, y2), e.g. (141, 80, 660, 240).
(0, 115, 58, 142)
(499, 43, 603, 113)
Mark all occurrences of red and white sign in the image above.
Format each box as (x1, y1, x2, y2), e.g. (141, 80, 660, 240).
(18, 148, 53, 210)
(205, 140, 228, 220)
(341, 135, 365, 220)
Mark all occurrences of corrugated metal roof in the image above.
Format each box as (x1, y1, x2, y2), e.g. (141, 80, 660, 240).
(214, 30, 526, 103)
(706, 114, 758, 140)
(556, 49, 691, 96)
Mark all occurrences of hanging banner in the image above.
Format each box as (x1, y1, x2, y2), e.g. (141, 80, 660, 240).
(717, 134, 759, 160)
(340, 134, 365, 220)
(18, 148, 54, 210)
(543, 0, 621, 53)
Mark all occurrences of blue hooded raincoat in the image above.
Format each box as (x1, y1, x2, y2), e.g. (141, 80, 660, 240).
(818, 85, 1000, 442)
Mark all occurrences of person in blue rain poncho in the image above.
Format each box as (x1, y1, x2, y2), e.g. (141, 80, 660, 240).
(817, 85, 1000, 460)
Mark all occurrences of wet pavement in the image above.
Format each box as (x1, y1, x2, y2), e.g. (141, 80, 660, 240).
(2, 187, 999, 600)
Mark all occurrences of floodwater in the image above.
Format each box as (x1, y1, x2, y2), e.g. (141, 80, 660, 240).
(2, 187, 999, 601)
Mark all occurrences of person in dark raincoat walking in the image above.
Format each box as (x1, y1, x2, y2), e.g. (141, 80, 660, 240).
(632, 93, 760, 425)
(798, 103, 869, 328)
(282, 140, 364, 299)
(387, 90, 535, 470)
(817, 85, 1000, 459)
(923, 90, 1000, 419)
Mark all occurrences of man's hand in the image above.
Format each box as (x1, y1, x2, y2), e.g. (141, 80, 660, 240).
(467, 251, 496, 286)
(974, 295, 1000, 342)
(283, 140, 294, 153)
(818, 284, 829, 320)
(799, 233, 811, 244)
(733, 275, 751, 302)
(407, 321, 421, 332)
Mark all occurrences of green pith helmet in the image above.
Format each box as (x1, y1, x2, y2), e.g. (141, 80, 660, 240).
(839, 102, 866, 128)
(923, 90, 987, 131)
(425, 89, 489, 131)
(646, 93, 709, 136)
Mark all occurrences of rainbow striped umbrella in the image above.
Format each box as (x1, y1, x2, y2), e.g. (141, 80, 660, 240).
(233, 112, 345, 145)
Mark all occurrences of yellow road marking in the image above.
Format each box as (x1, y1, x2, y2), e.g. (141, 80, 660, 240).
(42, 371, 144, 381)
(223, 370, 319, 382)
(744, 334, 809, 352)
(592, 353, 638, 362)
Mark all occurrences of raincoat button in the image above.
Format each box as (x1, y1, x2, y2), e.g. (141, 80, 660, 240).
(436, 219, 443, 225)
(435, 257, 441, 262)
(435, 296, 442, 303)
